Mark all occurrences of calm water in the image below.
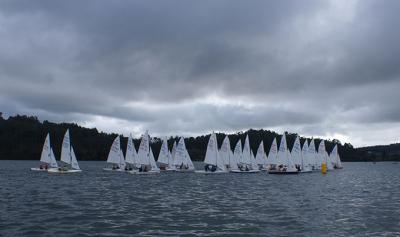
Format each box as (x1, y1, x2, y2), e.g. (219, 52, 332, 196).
(1, 161, 400, 237)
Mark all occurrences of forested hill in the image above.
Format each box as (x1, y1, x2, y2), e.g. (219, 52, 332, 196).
(0, 113, 397, 162)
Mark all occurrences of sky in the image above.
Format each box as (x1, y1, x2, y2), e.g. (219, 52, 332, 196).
(0, 0, 399, 147)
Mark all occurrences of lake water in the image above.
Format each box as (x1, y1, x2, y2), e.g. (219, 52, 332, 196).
(1, 161, 400, 236)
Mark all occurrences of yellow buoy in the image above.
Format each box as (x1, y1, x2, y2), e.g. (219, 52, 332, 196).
(321, 163, 327, 174)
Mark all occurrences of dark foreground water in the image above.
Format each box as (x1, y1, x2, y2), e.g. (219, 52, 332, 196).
(1, 161, 400, 237)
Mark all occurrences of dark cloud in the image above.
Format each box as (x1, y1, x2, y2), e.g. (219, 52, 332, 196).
(0, 0, 400, 146)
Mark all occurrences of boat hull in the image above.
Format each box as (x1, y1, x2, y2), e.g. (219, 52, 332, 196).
(268, 170, 299, 174)
(48, 168, 82, 173)
(129, 170, 160, 175)
(30, 168, 49, 172)
(102, 168, 126, 172)
(230, 170, 261, 173)
(195, 170, 229, 174)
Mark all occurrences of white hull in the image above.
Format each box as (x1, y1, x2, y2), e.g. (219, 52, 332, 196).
(195, 170, 229, 174)
(48, 168, 82, 174)
(160, 168, 176, 172)
(102, 168, 126, 172)
(30, 168, 49, 172)
(129, 170, 160, 175)
(230, 169, 260, 173)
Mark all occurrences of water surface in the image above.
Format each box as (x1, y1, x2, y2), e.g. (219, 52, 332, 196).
(1, 161, 399, 236)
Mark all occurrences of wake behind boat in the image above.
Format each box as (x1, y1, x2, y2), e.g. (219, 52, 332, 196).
(48, 129, 82, 174)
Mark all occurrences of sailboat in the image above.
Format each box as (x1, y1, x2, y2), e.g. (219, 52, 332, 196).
(255, 141, 268, 171)
(291, 136, 305, 172)
(231, 135, 260, 173)
(173, 137, 195, 172)
(268, 133, 298, 174)
(31, 133, 58, 171)
(219, 135, 239, 171)
(197, 133, 228, 174)
(266, 138, 278, 170)
(48, 129, 82, 173)
(103, 136, 126, 171)
(157, 137, 176, 171)
(129, 131, 160, 174)
(331, 144, 343, 169)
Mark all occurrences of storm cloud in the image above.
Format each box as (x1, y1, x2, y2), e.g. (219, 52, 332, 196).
(1, 0, 399, 146)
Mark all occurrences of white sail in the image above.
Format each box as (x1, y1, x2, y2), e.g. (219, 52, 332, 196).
(204, 133, 218, 166)
(331, 145, 343, 168)
(70, 147, 80, 170)
(301, 140, 312, 171)
(185, 149, 195, 170)
(318, 140, 331, 169)
(267, 138, 278, 165)
(107, 136, 123, 165)
(220, 136, 238, 170)
(168, 151, 174, 168)
(309, 139, 318, 169)
(250, 149, 258, 170)
(291, 136, 302, 166)
(173, 138, 185, 166)
(138, 132, 151, 166)
(277, 134, 287, 165)
(49, 148, 58, 168)
(149, 147, 160, 171)
(40, 133, 52, 164)
(174, 137, 194, 170)
(125, 134, 137, 165)
(255, 141, 267, 166)
(277, 133, 296, 170)
(242, 135, 252, 165)
(171, 141, 177, 162)
(233, 139, 243, 165)
(61, 129, 71, 164)
(158, 137, 170, 165)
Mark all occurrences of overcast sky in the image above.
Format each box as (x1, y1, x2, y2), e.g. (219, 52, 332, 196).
(1, 0, 399, 147)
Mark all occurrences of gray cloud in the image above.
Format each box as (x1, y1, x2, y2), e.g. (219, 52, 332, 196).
(0, 0, 400, 146)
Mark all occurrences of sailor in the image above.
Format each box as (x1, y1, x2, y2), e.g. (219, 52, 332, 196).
(205, 165, 209, 172)
(211, 165, 217, 172)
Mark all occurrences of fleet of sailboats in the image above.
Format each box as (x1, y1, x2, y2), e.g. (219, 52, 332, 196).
(32, 130, 343, 175)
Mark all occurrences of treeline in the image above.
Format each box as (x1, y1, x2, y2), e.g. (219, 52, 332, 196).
(1, 113, 397, 162)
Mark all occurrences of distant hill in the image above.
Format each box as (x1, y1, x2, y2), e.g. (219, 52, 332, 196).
(1, 113, 397, 162)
